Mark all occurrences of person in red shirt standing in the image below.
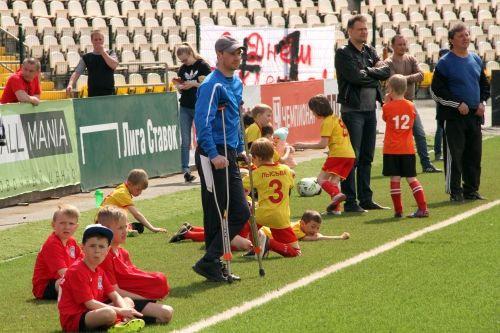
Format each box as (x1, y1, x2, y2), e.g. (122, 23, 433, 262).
(1, 57, 41, 106)
(382, 74, 429, 218)
(32, 204, 83, 300)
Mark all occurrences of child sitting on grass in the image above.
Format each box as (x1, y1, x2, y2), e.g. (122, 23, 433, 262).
(242, 138, 300, 258)
(95, 169, 167, 235)
(293, 94, 356, 216)
(57, 224, 145, 332)
(382, 74, 429, 218)
(97, 206, 174, 326)
(32, 204, 83, 300)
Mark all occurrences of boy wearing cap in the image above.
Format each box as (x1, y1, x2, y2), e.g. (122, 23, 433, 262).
(193, 35, 250, 282)
(57, 224, 145, 332)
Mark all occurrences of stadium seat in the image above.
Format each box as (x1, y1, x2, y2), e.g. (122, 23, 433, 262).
(68, 1, 90, 20)
(375, 13, 390, 30)
(478, 41, 493, 57)
(60, 36, 76, 53)
(168, 34, 182, 50)
(105, 2, 125, 19)
(324, 14, 339, 27)
(50, 51, 65, 71)
(236, 16, 251, 27)
(133, 34, 148, 52)
(12, 1, 28, 19)
(92, 17, 106, 31)
(43, 35, 59, 53)
(254, 16, 268, 27)
(300, 0, 316, 16)
(478, 10, 494, 30)
(157, 49, 175, 68)
(427, 43, 440, 63)
(121, 1, 137, 18)
(128, 73, 146, 94)
(334, 0, 348, 12)
(175, 0, 190, 17)
(128, 17, 145, 36)
(307, 14, 322, 28)
(318, 0, 334, 15)
(341, 13, 353, 30)
(140, 50, 162, 69)
(271, 15, 285, 27)
(265, 0, 281, 16)
(427, 12, 444, 31)
(147, 73, 165, 93)
(218, 16, 233, 27)
(199, 16, 215, 25)
(114, 74, 128, 95)
(151, 34, 166, 53)
(66, 51, 81, 71)
(442, 11, 458, 26)
(145, 17, 160, 36)
(383, 28, 396, 45)
(247, 0, 262, 16)
(455, 0, 472, 12)
(211, 0, 227, 17)
(32, 1, 55, 20)
(486, 61, 500, 79)
(408, 43, 423, 55)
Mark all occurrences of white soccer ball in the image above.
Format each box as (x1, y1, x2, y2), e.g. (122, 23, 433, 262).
(297, 178, 322, 197)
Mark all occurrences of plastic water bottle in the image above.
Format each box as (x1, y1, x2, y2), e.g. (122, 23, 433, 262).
(94, 189, 103, 208)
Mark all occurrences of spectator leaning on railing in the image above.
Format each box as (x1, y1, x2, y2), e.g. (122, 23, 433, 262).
(1, 57, 41, 106)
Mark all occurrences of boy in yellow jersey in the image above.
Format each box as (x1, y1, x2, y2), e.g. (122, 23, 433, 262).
(94, 169, 167, 234)
(245, 104, 272, 147)
(242, 138, 300, 258)
(294, 95, 355, 215)
(260, 210, 350, 242)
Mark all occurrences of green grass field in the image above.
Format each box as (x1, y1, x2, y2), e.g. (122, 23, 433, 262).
(1, 136, 499, 333)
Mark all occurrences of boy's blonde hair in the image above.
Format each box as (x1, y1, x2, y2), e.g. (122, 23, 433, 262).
(127, 169, 149, 189)
(308, 95, 333, 117)
(250, 138, 275, 161)
(251, 104, 272, 118)
(388, 74, 407, 96)
(97, 205, 128, 227)
(301, 210, 322, 224)
(53, 204, 80, 222)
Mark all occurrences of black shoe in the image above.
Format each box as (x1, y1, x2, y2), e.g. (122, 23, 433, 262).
(169, 226, 188, 243)
(220, 260, 241, 281)
(182, 222, 193, 231)
(423, 164, 443, 173)
(344, 204, 368, 213)
(184, 172, 196, 182)
(450, 194, 465, 202)
(242, 248, 255, 258)
(394, 212, 403, 218)
(464, 192, 487, 200)
(360, 201, 390, 210)
(192, 258, 227, 282)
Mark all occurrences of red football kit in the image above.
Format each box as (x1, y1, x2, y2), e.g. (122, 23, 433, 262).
(100, 247, 170, 300)
(32, 232, 83, 299)
(58, 260, 115, 332)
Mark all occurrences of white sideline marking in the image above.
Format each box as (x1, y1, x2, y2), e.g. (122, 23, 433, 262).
(173, 199, 500, 333)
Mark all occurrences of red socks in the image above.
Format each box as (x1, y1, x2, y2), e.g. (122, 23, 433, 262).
(269, 239, 301, 257)
(185, 230, 204, 242)
(321, 181, 340, 198)
(409, 180, 427, 211)
(390, 181, 403, 213)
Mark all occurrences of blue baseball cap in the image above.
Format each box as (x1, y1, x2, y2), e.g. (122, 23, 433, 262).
(82, 224, 114, 243)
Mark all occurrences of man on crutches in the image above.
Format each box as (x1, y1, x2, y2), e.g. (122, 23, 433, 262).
(192, 35, 250, 282)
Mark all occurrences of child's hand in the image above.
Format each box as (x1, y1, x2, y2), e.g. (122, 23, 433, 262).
(341, 232, 350, 240)
(384, 93, 391, 104)
(117, 307, 143, 321)
(152, 227, 168, 233)
(293, 142, 304, 149)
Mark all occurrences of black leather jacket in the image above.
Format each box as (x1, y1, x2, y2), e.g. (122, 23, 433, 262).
(335, 40, 390, 109)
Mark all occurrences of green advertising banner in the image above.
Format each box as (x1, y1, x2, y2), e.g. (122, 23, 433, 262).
(73, 93, 181, 190)
(0, 100, 81, 200)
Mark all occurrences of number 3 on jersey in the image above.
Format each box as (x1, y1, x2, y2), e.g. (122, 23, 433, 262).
(269, 179, 283, 204)
(392, 114, 410, 129)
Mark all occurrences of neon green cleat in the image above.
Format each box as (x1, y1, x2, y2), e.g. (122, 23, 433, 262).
(107, 319, 145, 333)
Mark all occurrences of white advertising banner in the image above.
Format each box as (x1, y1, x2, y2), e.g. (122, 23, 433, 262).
(200, 25, 335, 86)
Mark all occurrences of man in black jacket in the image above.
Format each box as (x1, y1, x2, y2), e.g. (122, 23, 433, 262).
(430, 23, 490, 202)
(335, 14, 391, 213)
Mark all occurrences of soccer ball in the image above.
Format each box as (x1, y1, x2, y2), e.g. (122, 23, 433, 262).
(297, 178, 322, 196)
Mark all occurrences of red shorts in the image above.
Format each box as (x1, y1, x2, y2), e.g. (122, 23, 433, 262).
(321, 157, 355, 180)
(259, 224, 298, 245)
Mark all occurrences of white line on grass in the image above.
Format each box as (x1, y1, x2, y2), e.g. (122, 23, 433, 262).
(173, 199, 500, 333)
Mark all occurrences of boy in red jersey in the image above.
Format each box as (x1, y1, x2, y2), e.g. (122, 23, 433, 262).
(382, 74, 429, 218)
(97, 205, 174, 326)
(94, 169, 167, 234)
(242, 138, 300, 258)
(57, 224, 145, 332)
(32, 204, 83, 300)
(294, 95, 356, 215)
